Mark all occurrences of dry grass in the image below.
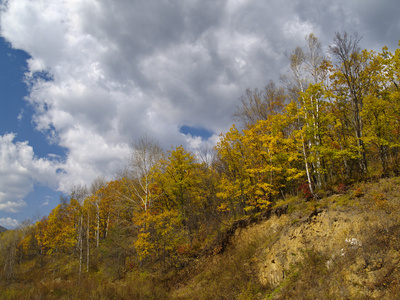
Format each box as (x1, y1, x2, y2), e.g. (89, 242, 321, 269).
(262, 176, 400, 299)
(2, 177, 400, 299)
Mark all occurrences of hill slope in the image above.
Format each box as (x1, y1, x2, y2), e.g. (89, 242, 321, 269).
(172, 176, 400, 299)
(1, 177, 400, 299)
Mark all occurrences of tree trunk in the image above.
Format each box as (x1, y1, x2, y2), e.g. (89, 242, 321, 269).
(79, 216, 83, 276)
(87, 213, 90, 272)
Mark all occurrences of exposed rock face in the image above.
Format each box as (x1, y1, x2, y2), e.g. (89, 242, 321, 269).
(260, 209, 353, 286)
(173, 178, 400, 299)
(202, 204, 289, 257)
(257, 203, 400, 298)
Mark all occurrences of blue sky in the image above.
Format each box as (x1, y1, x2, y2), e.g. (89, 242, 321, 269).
(0, 38, 63, 226)
(0, 0, 399, 228)
(0, 38, 66, 158)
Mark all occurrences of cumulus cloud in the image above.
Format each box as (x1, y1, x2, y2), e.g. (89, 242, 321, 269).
(0, 0, 399, 205)
(0, 133, 59, 212)
(0, 217, 19, 229)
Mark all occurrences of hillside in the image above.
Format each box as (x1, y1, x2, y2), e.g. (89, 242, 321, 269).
(1, 36, 400, 299)
(171, 176, 400, 299)
(0, 226, 6, 233)
(1, 176, 400, 299)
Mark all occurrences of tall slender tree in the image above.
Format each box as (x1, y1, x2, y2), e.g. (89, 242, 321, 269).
(329, 32, 369, 173)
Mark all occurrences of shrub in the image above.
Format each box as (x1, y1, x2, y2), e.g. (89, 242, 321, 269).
(337, 183, 348, 194)
(298, 182, 313, 200)
(353, 187, 364, 198)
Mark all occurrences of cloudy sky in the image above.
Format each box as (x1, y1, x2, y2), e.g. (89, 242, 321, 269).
(0, 0, 399, 228)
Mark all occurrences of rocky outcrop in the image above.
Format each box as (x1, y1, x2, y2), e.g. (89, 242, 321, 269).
(257, 203, 400, 298)
(198, 205, 289, 257)
(213, 204, 289, 255)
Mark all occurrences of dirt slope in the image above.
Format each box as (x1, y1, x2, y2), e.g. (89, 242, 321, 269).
(173, 177, 400, 299)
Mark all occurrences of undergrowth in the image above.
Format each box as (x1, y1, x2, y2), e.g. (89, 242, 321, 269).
(2, 176, 400, 299)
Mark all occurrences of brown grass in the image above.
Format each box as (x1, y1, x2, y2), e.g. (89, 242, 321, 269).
(2, 177, 400, 299)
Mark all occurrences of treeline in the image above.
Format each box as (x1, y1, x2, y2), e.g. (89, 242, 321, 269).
(1, 32, 399, 281)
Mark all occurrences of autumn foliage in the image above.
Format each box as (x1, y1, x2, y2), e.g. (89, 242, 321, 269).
(1, 33, 400, 298)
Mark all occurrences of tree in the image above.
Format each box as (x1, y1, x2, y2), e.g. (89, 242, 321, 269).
(17, 222, 40, 260)
(0, 229, 22, 280)
(155, 146, 201, 237)
(134, 209, 185, 270)
(361, 45, 400, 174)
(88, 177, 106, 248)
(233, 80, 286, 128)
(244, 111, 304, 204)
(70, 184, 89, 274)
(329, 32, 370, 173)
(282, 34, 329, 196)
(41, 199, 78, 255)
(132, 145, 204, 268)
(215, 125, 252, 213)
(120, 135, 164, 213)
(215, 119, 297, 212)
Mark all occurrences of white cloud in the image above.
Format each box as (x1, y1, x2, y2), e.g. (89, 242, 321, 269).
(283, 17, 315, 41)
(1, 0, 399, 208)
(0, 217, 19, 229)
(17, 109, 24, 122)
(40, 197, 50, 207)
(0, 133, 60, 212)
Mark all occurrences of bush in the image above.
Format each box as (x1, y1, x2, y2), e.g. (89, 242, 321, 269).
(298, 182, 313, 200)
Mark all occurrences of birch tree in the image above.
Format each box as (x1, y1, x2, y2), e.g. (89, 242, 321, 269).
(329, 32, 369, 173)
(122, 135, 164, 212)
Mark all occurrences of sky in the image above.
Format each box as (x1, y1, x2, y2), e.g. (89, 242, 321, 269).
(0, 0, 399, 229)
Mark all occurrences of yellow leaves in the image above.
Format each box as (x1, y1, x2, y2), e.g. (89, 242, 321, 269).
(134, 231, 154, 261)
(286, 168, 305, 180)
(41, 203, 79, 254)
(243, 205, 255, 212)
(217, 109, 304, 211)
(216, 176, 235, 200)
(152, 145, 208, 223)
(134, 209, 185, 263)
(217, 203, 230, 212)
